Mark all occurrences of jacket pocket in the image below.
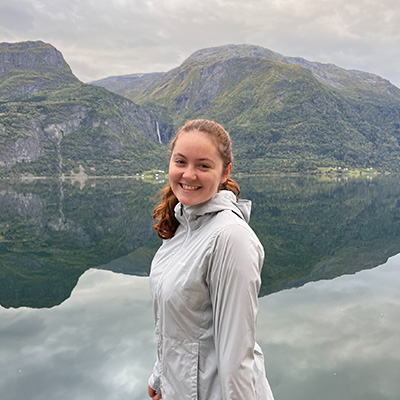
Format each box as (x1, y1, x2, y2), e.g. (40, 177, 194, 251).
(162, 337, 199, 400)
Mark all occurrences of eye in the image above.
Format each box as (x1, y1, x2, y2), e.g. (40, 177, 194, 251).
(174, 158, 185, 165)
(199, 164, 211, 169)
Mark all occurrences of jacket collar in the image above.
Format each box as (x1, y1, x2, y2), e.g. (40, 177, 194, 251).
(174, 190, 252, 230)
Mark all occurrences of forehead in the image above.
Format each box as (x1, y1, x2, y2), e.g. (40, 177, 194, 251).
(173, 130, 220, 156)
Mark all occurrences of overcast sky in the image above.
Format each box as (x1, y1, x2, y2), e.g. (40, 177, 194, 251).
(1, 0, 399, 87)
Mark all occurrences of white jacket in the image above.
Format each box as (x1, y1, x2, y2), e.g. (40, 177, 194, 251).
(148, 190, 274, 400)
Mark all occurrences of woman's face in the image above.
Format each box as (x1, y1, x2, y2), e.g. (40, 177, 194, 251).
(169, 130, 231, 206)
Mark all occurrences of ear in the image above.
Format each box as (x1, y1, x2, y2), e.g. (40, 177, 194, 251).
(221, 163, 232, 184)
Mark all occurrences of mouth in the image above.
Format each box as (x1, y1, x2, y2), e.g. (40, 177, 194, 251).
(180, 184, 200, 191)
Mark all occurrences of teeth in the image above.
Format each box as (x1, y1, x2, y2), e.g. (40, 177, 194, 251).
(181, 184, 199, 190)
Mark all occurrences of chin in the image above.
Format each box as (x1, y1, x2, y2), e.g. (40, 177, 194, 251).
(178, 197, 199, 206)
(179, 195, 214, 206)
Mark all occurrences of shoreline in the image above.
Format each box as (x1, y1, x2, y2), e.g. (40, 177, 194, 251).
(0, 170, 388, 183)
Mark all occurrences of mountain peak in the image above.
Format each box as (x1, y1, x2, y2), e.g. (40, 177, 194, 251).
(0, 40, 78, 99)
(184, 44, 283, 65)
(181, 44, 399, 97)
(0, 40, 73, 77)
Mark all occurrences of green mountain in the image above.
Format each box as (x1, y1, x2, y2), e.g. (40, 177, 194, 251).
(3, 42, 400, 176)
(95, 44, 400, 173)
(89, 72, 164, 97)
(0, 41, 169, 177)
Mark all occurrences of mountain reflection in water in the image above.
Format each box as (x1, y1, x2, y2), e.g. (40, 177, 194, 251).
(1, 175, 400, 400)
(1, 175, 400, 308)
(1, 253, 399, 400)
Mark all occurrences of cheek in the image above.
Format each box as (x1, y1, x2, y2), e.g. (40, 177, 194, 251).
(168, 165, 180, 181)
(208, 174, 224, 191)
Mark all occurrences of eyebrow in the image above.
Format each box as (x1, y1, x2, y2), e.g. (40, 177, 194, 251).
(173, 152, 215, 163)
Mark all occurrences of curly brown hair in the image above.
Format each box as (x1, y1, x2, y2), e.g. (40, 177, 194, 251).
(153, 119, 240, 239)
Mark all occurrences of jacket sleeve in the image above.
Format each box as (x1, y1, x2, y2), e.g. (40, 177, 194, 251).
(148, 359, 162, 394)
(207, 223, 264, 400)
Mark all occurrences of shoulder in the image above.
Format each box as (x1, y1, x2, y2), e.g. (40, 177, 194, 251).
(213, 209, 260, 243)
(205, 215, 264, 286)
(209, 210, 264, 262)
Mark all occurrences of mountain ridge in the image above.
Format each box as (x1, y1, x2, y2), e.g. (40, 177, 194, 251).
(114, 44, 400, 173)
(91, 43, 399, 99)
(2, 41, 400, 175)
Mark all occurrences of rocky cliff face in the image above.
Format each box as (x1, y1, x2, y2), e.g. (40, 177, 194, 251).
(0, 41, 170, 176)
(0, 41, 71, 75)
(0, 41, 79, 99)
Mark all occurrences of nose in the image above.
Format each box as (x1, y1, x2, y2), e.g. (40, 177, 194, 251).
(182, 165, 197, 180)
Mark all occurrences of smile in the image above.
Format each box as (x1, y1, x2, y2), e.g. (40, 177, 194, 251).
(180, 184, 200, 191)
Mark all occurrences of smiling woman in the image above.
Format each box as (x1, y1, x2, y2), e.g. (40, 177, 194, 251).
(149, 119, 275, 400)
(153, 119, 238, 239)
(168, 129, 232, 206)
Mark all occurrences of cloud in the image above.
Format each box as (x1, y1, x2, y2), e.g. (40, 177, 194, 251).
(0, 270, 155, 400)
(258, 254, 400, 399)
(0, 1, 35, 34)
(1, 254, 400, 400)
(0, 0, 399, 86)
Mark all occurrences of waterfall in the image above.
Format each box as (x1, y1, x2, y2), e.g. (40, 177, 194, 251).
(156, 121, 162, 144)
(56, 132, 64, 179)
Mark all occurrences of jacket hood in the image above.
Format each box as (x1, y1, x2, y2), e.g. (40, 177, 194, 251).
(175, 190, 252, 229)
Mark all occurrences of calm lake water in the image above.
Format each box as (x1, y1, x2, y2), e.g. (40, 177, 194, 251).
(1, 175, 400, 400)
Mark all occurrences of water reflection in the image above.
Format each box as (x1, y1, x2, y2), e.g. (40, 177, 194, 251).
(1, 175, 400, 308)
(0, 179, 160, 308)
(259, 253, 400, 400)
(240, 176, 400, 295)
(1, 254, 399, 400)
(0, 271, 155, 400)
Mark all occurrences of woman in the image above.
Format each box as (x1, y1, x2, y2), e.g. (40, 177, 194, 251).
(148, 119, 274, 400)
